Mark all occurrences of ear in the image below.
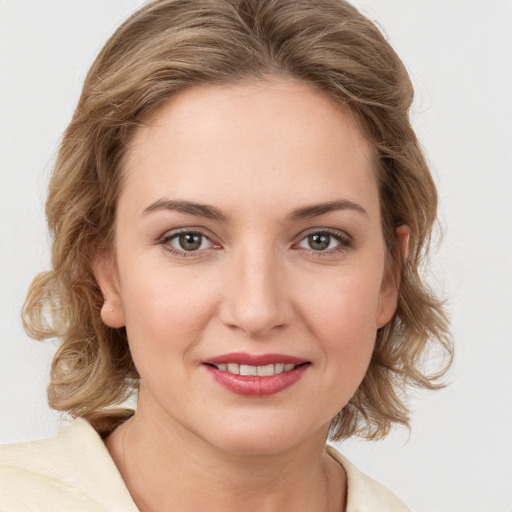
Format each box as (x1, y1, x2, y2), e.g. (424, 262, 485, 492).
(376, 225, 410, 328)
(92, 252, 126, 328)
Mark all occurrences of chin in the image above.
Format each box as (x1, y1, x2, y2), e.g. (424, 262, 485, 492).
(198, 416, 329, 457)
(214, 434, 301, 457)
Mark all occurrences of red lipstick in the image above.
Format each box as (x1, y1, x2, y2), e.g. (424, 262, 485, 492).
(203, 352, 310, 397)
(205, 352, 307, 366)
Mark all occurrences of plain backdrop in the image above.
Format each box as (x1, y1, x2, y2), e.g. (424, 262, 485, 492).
(1, 1, 511, 511)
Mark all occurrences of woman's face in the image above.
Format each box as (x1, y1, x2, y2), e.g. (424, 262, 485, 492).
(96, 78, 399, 454)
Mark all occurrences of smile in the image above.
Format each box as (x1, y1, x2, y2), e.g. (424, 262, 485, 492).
(211, 363, 297, 376)
(203, 353, 310, 397)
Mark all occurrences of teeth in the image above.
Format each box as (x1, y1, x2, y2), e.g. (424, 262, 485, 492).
(227, 363, 239, 374)
(214, 363, 298, 376)
(257, 364, 274, 376)
(240, 364, 258, 376)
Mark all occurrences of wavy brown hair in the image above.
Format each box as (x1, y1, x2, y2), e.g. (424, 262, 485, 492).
(23, 0, 453, 439)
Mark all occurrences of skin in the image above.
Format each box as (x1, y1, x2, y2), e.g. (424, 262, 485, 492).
(94, 78, 406, 512)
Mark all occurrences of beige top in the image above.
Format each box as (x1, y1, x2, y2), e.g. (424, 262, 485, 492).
(0, 419, 410, 511)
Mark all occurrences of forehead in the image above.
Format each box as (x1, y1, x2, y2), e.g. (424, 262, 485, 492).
(122, 78, 379, 220)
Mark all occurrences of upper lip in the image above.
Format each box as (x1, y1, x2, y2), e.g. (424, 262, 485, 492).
(203, 352, 309, 366)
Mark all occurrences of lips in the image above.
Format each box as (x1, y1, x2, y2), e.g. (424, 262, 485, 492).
(213, 362, 297, 376)
(203, 352, 310, 397)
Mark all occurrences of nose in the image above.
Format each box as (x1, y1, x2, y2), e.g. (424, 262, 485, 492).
(219, 244, 292, 338)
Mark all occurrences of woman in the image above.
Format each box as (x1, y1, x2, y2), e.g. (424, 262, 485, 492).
(0, 0, 452, 510)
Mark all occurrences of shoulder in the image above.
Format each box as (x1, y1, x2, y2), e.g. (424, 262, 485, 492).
(0, 418, 138, 512)
(326, 445, 411, 512)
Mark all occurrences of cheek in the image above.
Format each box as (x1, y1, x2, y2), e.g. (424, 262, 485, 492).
(297, 268, 382, 379)
(301, 266, 382, 332)
(118, 263, 217, 369)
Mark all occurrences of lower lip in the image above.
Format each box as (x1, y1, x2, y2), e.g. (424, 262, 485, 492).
(205, 364, 309, 397)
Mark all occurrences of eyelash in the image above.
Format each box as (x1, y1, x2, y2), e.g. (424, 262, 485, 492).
(159, 229, 219, 258)
(294, 228, 353, 256)
(158, 228, 353, 258)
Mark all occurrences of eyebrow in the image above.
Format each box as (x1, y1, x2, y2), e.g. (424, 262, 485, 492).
(142, 199, 229, 222)
(142, 198, 367, 223)
(286, 199, 368, 222)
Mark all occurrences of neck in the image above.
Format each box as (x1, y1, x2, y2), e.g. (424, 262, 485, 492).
(104, 394, 346, 512)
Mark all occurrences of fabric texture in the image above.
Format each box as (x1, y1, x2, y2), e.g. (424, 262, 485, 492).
(0, 418, 410, 511)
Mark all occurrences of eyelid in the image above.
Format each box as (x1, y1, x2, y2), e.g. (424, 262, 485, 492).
(157, 225, 219, 242)
(158, 227, 222, 257)
(293, 227, 354, 254)
(156, 226, 353, 258)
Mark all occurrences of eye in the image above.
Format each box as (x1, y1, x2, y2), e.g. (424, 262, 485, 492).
(295, 229, 352, 253)
(161, 230, 216, 255)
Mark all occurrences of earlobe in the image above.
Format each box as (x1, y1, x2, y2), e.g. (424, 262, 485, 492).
(92, 253, 126, 328)
(376, 225, 410, 329)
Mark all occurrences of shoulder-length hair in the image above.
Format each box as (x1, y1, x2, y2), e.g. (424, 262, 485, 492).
(23, 0, 453, 439)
